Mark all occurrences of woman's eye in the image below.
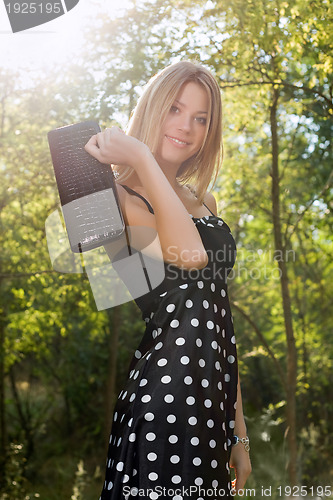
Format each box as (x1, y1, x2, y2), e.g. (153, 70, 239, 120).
(196, 117, 207, 125)
(170, 106, 179, 113)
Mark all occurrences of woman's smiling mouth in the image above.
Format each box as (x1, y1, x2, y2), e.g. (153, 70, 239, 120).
(165, 135, 191, 146)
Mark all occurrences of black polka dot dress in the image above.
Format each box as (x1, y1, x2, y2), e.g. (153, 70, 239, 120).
(100, 185, 238, 500)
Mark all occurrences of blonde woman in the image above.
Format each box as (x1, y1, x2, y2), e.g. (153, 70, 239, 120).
(85, 61, 252, 500)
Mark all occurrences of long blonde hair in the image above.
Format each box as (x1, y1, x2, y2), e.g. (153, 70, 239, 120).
(115, 61, 223, 204)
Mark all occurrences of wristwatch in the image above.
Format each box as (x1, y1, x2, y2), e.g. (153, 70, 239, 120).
(232, 435, 250, 452)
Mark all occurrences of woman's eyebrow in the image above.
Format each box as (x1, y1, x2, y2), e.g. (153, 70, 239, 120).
(174, 99, 208, 114)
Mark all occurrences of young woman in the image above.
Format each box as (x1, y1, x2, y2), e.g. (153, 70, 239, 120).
(85, 61, 252, 500)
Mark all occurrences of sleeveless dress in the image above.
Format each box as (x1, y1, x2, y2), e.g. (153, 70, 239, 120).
(99, 185, 238, 500)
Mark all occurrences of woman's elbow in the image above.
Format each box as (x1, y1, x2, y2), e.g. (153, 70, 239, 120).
(165, 248, 208, 270)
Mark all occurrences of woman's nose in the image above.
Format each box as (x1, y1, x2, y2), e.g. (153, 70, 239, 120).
(178, 114, 191, 132)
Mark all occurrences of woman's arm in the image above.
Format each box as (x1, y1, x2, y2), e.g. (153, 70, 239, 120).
(229, 372, 252, 492)
(85, 127, 208, 270)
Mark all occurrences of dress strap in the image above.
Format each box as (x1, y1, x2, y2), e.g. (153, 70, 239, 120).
(202, 202, 216, 217)
(120, 184, 155, 214)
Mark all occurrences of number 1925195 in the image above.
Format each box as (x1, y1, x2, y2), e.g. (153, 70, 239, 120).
(277, 485, 332, 497)
(5, 3, 62, 14)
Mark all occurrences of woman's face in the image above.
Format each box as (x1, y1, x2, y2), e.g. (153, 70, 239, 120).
(155, 81, 209, 170)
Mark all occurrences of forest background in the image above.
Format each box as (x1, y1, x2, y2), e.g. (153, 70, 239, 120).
(0, 0, 332, 498)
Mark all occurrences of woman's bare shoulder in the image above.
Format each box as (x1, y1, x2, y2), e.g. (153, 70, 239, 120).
(185, 183, 218, 216)
(203, 191, 218, 216)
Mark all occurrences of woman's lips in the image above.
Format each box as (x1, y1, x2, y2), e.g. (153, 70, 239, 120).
(165, 135, 191, 147)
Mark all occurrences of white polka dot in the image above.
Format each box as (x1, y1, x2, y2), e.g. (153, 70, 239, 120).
(190, 437, 199, 446)
(129, 433, 136, 442)
(188, 416, 197, 425)
(193, 457, 201, 466)
(221, 289, 226, 297)
(179, 283, 188, 289)
(231, 335, 236, 344)
(201, 379, 209, 388)
(157, 358, 167, 367)
(212, 480, 218, 488)
(148, 472, 158, 481)
(184, 376, 193, 385)
(161, 375, 171, 384)
(140, 378, 148, 387)
(209, 439, 217, 448)
(147, 452, 157, 461)
(169, 435, 178, 444)
(121, 391, 127, 400)
(170, 455, 180, 464)
(141, 394, 151, 403)
(172, 475, 182, 484)
(222, 329, 225, 338)
(185, 299, 193, 308)
(225, 374, 230, 382)
(149, 493, 158, 500)
(146, 432, 156, 441)
(133, 371, 139, 380)
(229, 420, 235, 429)
(129, 393, 136, 402)
(152, 329, 158, 338)
(211, 340, 218, 350)
(215, 361, 221, 370)
(195, 477, 203, 486)
(220, 401, 224, 410)
(173, 497, 182, 500)
(221, 309, 226, 317)
(116, 462, 124, 471)
(164, 394, 174, 403)
(211, 283, 215, 292)
(211, 459, 218, 468)
(228, 355, 235, 363)
(135, 350, 141, 358)
(175, 337, 185, 346)
(216, 324, 220, 333)
(207, 320, 214, 329)
(144, 412, 154, 421)
(214, 304, 218, 313)
(180, 356, 190, 365)
(197, 280, 204, 288)
(218, 381, 222, 390)
(107, 481, 113, 490)
(207, 419, 215, 428)
(167, 414, 176, 423)
(199, 358, 205, 368)
(166, 303, 176, 313)
(155, 341, 163, 350)
(122, 474, 129, 483)
(191, 318, 199, 327)
(186, 396, 195, 405)
(128, 417, 133, 427)
(204, 399, 212, 408)
(203, 300, 209, 309)
(157, 328, 162, 336)
(117, 437, 122, 446)
(196, 338, 202, 347)
(170, 319, 179, 328)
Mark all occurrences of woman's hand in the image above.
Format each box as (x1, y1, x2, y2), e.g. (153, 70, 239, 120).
(229, 442, 252, 493)
(84, 126, 150, 169)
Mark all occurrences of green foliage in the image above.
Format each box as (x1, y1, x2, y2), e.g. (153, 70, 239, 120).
(0, 0, 332, 495)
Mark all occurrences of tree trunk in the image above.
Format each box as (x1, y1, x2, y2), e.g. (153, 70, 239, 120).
(270, 88, 298, 486)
